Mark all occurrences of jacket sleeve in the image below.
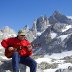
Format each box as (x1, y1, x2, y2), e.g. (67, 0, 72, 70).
(1, 38, 11, 49)
(27, 50, 32, 56)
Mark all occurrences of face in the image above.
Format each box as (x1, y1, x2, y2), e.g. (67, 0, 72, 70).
(18, 35, 26, 40)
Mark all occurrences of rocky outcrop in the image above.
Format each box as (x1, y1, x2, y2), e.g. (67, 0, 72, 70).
(55, 66, 72, 72)
(0, 60, 26, 72)
(0, 60, 44, 72)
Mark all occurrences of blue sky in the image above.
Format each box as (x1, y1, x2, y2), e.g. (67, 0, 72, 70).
(0, 0, 72, 32)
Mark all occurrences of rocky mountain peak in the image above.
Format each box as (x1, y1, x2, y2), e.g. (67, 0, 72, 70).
(36, 15, 49, 32)
(53, 10, 61, 16)
(23, 25, 29, 29)
(23, 25, 29, 32)
(32, 19, 37, 31)
(49, 10, 72, 24)
(1, 26, 11, 33)
(31, 20, 37, 37)
(1, 26, 16, 34)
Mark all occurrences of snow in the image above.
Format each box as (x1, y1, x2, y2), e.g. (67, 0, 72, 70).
(52, 60, 64, 64)
(36, 58, 52, 64)
(58, 63, 72, 69)
(47, 24, 51, 27)
(50, 32, 57, 39)
(36, 50, 72, 65)
(67, 16, 72, 19)
(43, 63, 72, 72)
(44, 69, 57, 72)
(58, 35, 68, 41)
(35, 50, 72, 72)
(44, 50, 72, 59)
(36, 32, 42, 36)
(62, 25, 72, 32)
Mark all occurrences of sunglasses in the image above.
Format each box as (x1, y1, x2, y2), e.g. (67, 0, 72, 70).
(20, 35, 25, 36)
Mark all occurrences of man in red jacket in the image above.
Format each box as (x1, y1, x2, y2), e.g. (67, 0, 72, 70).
(1, 30, 37, 72)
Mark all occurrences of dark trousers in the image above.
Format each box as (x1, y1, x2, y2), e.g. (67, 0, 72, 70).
(12, 52, 37, 72)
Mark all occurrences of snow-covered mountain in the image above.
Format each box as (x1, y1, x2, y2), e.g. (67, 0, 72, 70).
(0, 11, 72, 72)
(0, 26, 16, 41)
(32, 11, 72, 56)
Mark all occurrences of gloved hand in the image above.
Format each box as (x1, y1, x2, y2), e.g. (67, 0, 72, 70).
(27, 45, 32, 51)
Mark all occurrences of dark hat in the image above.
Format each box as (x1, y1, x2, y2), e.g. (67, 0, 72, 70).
(18, 30, 25, 35)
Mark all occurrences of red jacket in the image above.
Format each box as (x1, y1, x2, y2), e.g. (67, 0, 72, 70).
(1, 37, 32, 57)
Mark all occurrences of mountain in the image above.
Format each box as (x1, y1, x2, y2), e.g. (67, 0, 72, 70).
(0, 11, 72, 72)
(49, 11, 72, 24)
(32, 11, 72, 55)
(31, 16, 50, 37)
(0, 26, 16, 41)
(0, 11, 72, 55)
(32, 24, 72, 55)
(35, 15, 49, 32)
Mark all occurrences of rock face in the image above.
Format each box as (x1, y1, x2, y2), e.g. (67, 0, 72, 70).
(36, 16, 49, 32)
(65, 34, 72, 51)
(31, 16, 49, 37)
(32, 23, 72, 55)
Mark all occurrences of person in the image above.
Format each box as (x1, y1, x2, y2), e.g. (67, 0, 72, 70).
(1, 29, 37, 72)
